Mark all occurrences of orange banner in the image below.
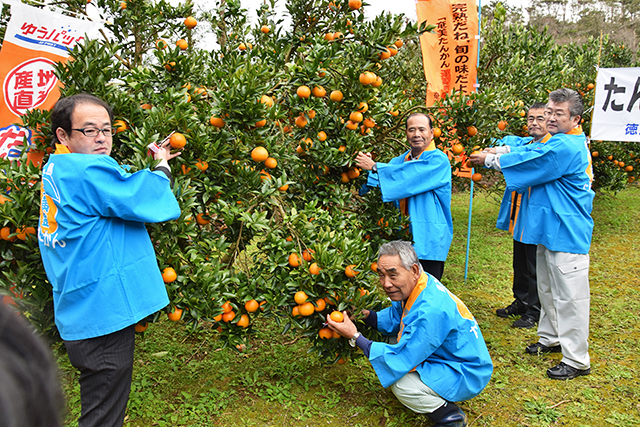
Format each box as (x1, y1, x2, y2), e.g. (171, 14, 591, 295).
(0, 3, 99, 160)
(416, 0, 479, 106)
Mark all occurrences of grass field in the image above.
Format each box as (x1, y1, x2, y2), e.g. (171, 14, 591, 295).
(56, 187, 640, 426)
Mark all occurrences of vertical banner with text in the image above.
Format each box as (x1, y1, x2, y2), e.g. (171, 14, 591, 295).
(0, 2, 99, 160)
(416, 0, 479, 106)
(591, 67, 640, 142)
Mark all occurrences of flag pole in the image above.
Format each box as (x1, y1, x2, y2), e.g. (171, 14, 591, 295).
(464, 0, 481, 283)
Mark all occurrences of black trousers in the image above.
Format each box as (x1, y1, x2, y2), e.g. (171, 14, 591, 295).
(64, 325, 135, 427)
(419, 259, 445, 281)
(513, 240, 540, 320)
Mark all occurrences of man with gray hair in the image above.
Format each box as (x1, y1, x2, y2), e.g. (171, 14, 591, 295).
(471, 88, 594, 380)
(327, 241, 492, 427)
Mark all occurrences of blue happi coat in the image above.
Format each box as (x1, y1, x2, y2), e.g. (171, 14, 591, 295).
(369, 273, 493, 402)
(366, 149, 452, 261)
(38, 147, 180, 340)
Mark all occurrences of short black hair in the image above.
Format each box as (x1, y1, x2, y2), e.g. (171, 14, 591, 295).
(405, 113, 433, 130)
(528, 102, 547, 112)
(50, 93, 114, 143)
(0, 303, 65, 427)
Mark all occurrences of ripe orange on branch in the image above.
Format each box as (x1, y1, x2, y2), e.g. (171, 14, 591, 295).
(237, 314, 250, 328)
(168, 307, 183, 321)
(329, 90, 343, 102)
(162, 267, 177, 283)
(260, 25, 270, 34)
(359, 71, 376, 86)
(299, 302, 315, 316)
(169, 132, 186, 149)
(330, 311, 344, 322)
(176, 39, 188, 50)
(296, 85, 311, 98)
(294, 291, 308, 305)
(245, 299, 260, 313)
(184, 16, 197, 29)
(498, 120, 508, 131)
(319, 327, 333, 339)
(288, 253, 301, 267)
(209, 116, 225, 128)
(348, 0, 362, 10)
(345, 264, 359, 278)
(309, 263, 321, 275)
(312, 86, 326, 97)
(251, 146, 269, 162)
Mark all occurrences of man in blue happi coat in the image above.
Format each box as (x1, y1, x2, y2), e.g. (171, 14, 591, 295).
(356, 113, 452, 280)
(38, 93, 181, 426)
(471, 88, 594, 380)
(327, 241, 492, 427)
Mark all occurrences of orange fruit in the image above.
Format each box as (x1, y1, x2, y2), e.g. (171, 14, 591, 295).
(591, 151, 599, 158)
(345, 120, 358, 130)
(324, 32, 334, 41)
(299, 302, 315, 316)
(307, 110, 316, 119)
(340, 172, 350, 183)
(254, 118, 267, 128)
(370, 261, 378, 272)
(195, 160, 208, 171)
(452, 144, 464, 155)
(184, 16, 197, 29)
(213, 313, 223, 322)
(302, 249, 314, 262)
(467, 126, 478, 137)
(222, 311, 235, 322)
(279, 184, 289, 192)
(329, 90, 343, 102)
(264, 157, 277, 169)
(330, 311, 344, 322)
(292, 306, 301, 317)
(345, 264, 359, 278)
(289, 253, 301, 267)
(379, 48, 391, 60)
(196, 213, 210, 225)
(169, 132, 186, 149)
(395, 39, 403, 48)
(259, 170, 271, 181)
(297, 85, 311, 98)
(162, 267, 177, 283)
(349, 111, 363, 123)
(390, 110, 399, 117)
(119, 1, 127, 9)
(357, 102, 369, 113)
(260, 25, 270, 34)
(245, 299, 260, 313)
(314, 298, 326, 312)
(294, 291, 308, 305)
(176, 39, 188, 50)
(239, 42, 247, 51)
(1, 227, 13, 241)
(363, 118, 376, 128)
(348, 0, 362, 10)
(259, 95, 274, 107)
(141, 103, 152, 110)
(317, 131, 327, 141)
(338, 145, 346, 152)
(498, 120, 507, 131)
(114, 119, 128, 133)
(237, 314, 250, 328)
(347, 168, 360, 179)
(372, 76, 383, 87)
(312, 86, 326, 97)
(164, 61, 176, 72)
(155, 39, 167, 49)
(134, 322, 148, 333)
(318, 68, 327, 77)
(319, 327, 333, 339)
(333, 31, 343, 39)
(309, 262, 321, 275)
(359, 71, 376, 86)
(359, 288, 369, 297)
(210, 116, 225, 128)
(222, 301, 233, 313)
(16, 226, 35, 241)
(587, 83, 595, 90)
(251, 146, 269, 162)
(471, 172, 482, 182)
(295, 115, 308, 128)
(388, 45, 398, 56)
(168, 307, 183, 321)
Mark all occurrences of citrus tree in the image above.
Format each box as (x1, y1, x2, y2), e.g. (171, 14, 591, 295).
(1, 0, 638, 363)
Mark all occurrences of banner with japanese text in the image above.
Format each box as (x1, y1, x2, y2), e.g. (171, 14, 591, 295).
(0, 2, 99, 160)
(416, 0, 479, 106)
(591, 67, 640, 142)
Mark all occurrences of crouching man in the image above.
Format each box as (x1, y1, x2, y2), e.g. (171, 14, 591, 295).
(327, 241, 492, 427)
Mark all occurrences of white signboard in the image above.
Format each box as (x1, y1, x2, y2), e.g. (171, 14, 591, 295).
(591, 67, 640, 142)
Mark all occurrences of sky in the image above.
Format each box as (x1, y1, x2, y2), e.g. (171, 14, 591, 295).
(191, 0, 529, 26)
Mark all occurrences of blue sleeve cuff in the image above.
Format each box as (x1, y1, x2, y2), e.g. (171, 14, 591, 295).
(355, 335, 373, 357)
(364, 311, 377, 329)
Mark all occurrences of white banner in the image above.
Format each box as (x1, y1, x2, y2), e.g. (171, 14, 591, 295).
(591, 67, 640, 142)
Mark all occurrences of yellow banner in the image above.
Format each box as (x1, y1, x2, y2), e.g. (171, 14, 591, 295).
(416, 0, 479, 106)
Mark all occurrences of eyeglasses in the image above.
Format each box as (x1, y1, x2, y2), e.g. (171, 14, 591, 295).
(544, 110, 571, 119)
(71, 127, 116, 137)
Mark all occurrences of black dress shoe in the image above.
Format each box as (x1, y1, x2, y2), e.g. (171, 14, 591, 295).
(547, 362, 590, 380)
(525, 342, 562, 355)
(496, 300, 526, 318)
(512, 316, 537, 329)
(433, 407, 467, 427)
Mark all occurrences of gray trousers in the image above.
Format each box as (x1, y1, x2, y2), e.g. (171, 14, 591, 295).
(64, 325, 135, 427)
(536, 245, 590, 370)
(390, 372, 446, 413)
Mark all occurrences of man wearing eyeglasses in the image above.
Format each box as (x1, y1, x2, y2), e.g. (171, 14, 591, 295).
(38, 93, 181, 426)
(471, 88, 594, 381)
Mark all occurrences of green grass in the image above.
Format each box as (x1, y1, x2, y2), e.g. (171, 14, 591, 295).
(55, 186, 640, 426)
